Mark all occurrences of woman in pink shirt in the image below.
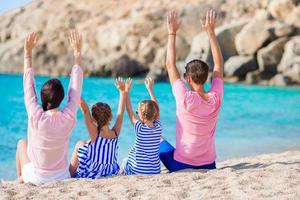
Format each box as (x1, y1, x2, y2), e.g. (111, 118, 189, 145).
(14, 30, 83, 184)
(159, 10, 224, 172)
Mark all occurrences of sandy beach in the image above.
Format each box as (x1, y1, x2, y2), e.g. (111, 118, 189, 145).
(1, 150, 299, 200)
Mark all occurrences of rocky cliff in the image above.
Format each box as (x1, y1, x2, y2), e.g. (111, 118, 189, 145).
(0, 0, 299, 86)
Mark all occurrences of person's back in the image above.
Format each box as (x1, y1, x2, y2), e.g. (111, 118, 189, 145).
(159, 10, 224, 172)
(172, 77, 223, 166)
(15, 30, 83, 184)
(69, 79, 128, 179)
(126, 119, 162, 174)
(27, 96, 81, 175)
(122, 78, 162, 175)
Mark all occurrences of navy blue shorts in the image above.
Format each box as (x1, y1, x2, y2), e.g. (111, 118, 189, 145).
(159, 140, 216, 172)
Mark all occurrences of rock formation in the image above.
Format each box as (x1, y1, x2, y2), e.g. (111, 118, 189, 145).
(0, 0, 299, 86)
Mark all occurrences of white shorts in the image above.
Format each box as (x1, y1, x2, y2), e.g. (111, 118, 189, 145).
(22, 163, 71, 184)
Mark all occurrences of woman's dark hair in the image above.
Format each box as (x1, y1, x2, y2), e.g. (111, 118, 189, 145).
(91, 102, 112, 132)
(184, 59, 209, 85)
(41, 79, 64, 111)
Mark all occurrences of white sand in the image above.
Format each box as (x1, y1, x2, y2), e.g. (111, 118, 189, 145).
(1, 150, 299, 200)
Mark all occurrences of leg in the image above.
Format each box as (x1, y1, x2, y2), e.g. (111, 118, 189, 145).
(119, 158, 128, 175)
(69, 140, 86, 177)
(16, 147, 21, 177)
(13, 139, 30, 184)
(159, 139, 177, 172)
(159, 139, 199, 172)
(16, 139, 30, 177)
(193, 161, 216, 170)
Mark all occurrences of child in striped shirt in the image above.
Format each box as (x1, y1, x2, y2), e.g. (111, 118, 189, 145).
(121, 77, 162, 175)
(69, 77, 128, 179)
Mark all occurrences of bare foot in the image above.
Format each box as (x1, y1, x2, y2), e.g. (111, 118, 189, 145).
(119, 168, 124, 175)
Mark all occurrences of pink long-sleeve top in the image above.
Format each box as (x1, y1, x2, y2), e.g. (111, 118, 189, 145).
(24, 65, 83, 176)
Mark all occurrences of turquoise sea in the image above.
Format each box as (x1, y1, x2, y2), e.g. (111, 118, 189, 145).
(0, 74, 300, 180)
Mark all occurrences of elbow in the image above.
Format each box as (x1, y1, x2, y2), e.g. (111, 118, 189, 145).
(114, 127, 120, 136)
(165, 61, 173, 69)
(129, 115, 136, 125)
(82, 109, 90, 115)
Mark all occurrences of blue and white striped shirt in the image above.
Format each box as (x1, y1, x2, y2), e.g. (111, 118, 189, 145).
(75, 136, 119, 179)
(124, 120, 162, 175)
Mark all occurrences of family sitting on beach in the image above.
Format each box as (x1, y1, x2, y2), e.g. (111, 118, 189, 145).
(15, 10, 224, 184)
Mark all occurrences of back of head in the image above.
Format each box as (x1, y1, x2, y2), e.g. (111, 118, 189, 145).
(91, 102, 112, 131)
(139, 100, 159, 122)
(184, 59, 209, 85)
(41, 79, 64, 111)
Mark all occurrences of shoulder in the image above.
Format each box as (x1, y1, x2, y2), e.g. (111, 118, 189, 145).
(61, 107, 77, 120)
(134, 120, 143, 127)
(211, 77, 224, 85)
(172, 79, 191, 103)
(154, 119, 162, 127)
(210, 77, 224, 91)
(134, 120, 144, 131)
(171, 79, 186, 90)
(209, 77, 224, 99)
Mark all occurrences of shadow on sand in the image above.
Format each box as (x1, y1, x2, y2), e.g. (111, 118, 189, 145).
(218, 161, 300, 171)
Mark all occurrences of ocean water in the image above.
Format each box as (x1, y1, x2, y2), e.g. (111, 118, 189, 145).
(0, 74, 300, 180)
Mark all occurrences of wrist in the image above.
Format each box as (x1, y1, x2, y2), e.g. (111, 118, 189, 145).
(73, 51, 81, 57)
(207, 30, 216, 37)
(168, 32, 176, 36)
(24, 51, 32, 57)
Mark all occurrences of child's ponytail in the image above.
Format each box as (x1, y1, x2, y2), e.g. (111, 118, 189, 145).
(91, 103, 112, 132)
(139, 100, 159, 122)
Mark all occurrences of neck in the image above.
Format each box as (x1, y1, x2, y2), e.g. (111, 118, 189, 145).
(144, 120, 154, 128)
(190, 83, 205, 94)
(100, 125, 110, 131)
(48, 108, 59, 112)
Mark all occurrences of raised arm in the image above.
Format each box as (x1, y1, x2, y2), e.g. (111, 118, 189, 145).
(145, 77, 160, 119)
(112, 77, 127, 136)
(201, 10, 224, 79)
(64, 30, 83, 117)
(125, 78, 137, 125)
(23, 32, 42, 116)
(165, 11, 181, 85)
(80, 97, 98, 142)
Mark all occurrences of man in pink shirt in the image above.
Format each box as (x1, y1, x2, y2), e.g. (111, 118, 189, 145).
(15, 30, 83, 184)
(159, 10, 224, 172)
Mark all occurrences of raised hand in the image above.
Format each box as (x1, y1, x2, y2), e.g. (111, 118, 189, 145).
(24, 32, 38, 54)
(201, 10, 223, 79)
(165, 11, 181, 84)
(145, 77, 154, 91)
(68, 30, 82, 56)
(200, 10, 217, 34)
(115, 77, 126, 92)
(167, 11, 181, 34)
(145, 77, 159, 119)
(24, 32, 38, 70)
(125, 78, 132, 93)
